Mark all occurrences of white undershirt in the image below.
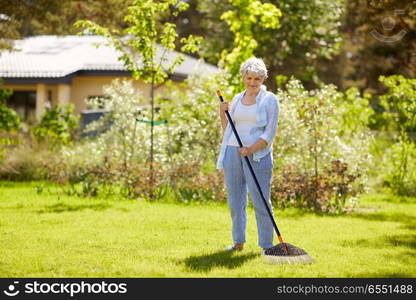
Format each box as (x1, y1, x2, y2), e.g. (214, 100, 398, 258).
(227, 101, 257, 147)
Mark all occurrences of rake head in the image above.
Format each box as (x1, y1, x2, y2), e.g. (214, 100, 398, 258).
(263, 243, 314, 265)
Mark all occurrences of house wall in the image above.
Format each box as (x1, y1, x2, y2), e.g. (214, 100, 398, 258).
(4, 76, 181, 120)
(71, 75, 178, 113)
(70, 76, 144, 113)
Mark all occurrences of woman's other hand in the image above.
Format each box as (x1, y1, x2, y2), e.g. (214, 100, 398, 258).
(239, 146, 253, 157)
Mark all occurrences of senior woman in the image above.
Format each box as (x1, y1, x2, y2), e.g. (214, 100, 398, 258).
(217, 57, 280, 252)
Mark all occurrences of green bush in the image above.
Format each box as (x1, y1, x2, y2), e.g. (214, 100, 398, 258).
(3, 73, 393, 212)
(382, 136, 416, 196)
(55, 79, 167, 198)
(31, 104, 79, 145)
(0, 84, 21, 163)
(158, 71, 231, 166)
(272, 78, 374, 212)
(379, 75, 416, 135)
(377, 75, 416, 196)
(79, 79, 148, 166)
(54, 75, 229, 200)
(271, 160, 361, 213)
(0, 87, 20, 132)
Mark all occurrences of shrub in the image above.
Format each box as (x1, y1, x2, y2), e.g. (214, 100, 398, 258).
(382, 136, 416, 196)
(0, 86, 20, 132)
(377, 75, 416, 196)
(31, 104, 79, 145)
(56, 79, 177, 198)
(165, 161, 226, 203)
(47, 157, 164, 199)
(0, 135, 56, 181)
(271, 160, 361, 213)
(379, 75, 416, 135)
(158, 71, 232, 167)
(44, 73, 230, 201)
(272, 78, 374, 212)
(3, 73, 382, 211)
(0, 84, 20, 163)
(78, 79, 149, 168)
(54, 75, 376, 210)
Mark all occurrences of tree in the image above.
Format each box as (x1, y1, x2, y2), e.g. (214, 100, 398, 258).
(0, 0, 133, 51)
(0, 10, 20, 51)
(189, 0, 343, 90)
(75, 0, 201, 199)
(218, 0, 281, 93)
(319, 0, 415, 94)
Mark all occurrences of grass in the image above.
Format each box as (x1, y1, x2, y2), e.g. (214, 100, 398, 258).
(0, 181, 415, 277)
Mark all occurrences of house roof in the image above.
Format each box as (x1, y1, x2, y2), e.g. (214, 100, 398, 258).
(0, 35, 219, 81)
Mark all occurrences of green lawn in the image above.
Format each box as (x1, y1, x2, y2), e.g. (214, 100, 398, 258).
(0, 181, 415, 277)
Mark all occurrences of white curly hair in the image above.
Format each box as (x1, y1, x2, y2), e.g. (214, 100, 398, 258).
(239, 57, 268, 79)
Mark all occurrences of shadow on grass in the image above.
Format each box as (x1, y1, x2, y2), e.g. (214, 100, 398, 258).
(338, 206, 416, 277)
(350, 211, 415, 223)
(340, 233, 416, 277)
(183, 250, 258, 273)
(387, 234, 416, 249)
(341, 210, 416, 251)
(350, 210, 416, 232)
(36, 202, 112, 213)
(349, 233, 416, 250)
(0, 181, 19, 188)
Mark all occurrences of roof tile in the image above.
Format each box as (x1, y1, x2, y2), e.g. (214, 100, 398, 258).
(0, 35, 218, 78)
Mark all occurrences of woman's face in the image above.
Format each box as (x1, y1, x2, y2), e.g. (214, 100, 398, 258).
(243, 71, 265, 93)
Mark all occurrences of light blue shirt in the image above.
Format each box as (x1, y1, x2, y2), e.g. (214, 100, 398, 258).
(216, 88, 280, 170)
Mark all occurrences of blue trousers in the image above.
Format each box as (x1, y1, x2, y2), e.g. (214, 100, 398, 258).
(223, 145, 275, 249)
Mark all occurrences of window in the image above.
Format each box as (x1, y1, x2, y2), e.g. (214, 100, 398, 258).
(86, 95, 110, 110)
